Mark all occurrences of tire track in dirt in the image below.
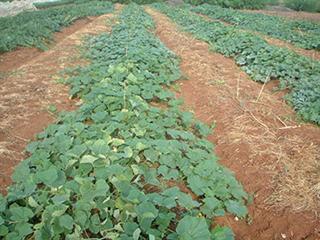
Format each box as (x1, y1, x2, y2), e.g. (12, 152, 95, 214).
(0, 6, 122, 193)
(146, 7, 320, 240)
(197, 12, 320, 61)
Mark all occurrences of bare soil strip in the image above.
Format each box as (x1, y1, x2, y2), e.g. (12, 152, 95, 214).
(146, 7, 320, 240)
(197, 13, 320, 61)
(0, 8, 120, 193)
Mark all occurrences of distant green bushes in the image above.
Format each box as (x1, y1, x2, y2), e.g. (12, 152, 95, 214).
(284, 0, 320, 12)
(183, 0, 320, 11)
(34, 0, 163, 9)
(183, 0, 275, 9)
(111, 0, 164, 4)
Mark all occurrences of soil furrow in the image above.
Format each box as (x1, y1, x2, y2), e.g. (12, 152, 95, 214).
(0, 6, 121, 193)
(146, 7, 320, 240)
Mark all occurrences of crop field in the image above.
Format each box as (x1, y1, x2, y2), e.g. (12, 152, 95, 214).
(0, 1, 319, 240)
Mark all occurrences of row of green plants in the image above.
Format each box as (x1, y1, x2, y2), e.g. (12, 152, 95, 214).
(0, 3, 248, 239)
(190, 4, 320, 50)
(183, 0, 275, 9)
(33, 0, 94, 9)
(152, 3, 320, 124)
(283, 0, 320, 12)
(34, 0, 163, 9)
(0, 1, 113, 53)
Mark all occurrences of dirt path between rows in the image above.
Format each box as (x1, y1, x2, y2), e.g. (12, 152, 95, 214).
(0, 8, 120, 194)
(146, 7, 320, 240)
(197, 13, 320, 61)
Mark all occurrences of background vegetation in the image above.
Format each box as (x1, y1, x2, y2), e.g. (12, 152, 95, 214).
(184, 0, 276, 9)
(284, 0, 320, 12)
(183, 0, 320, 11)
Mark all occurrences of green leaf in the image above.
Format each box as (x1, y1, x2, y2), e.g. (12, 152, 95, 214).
(10, 206, 34, 222)
(59, 214, 74, 231)
(133, 228, 141, 240)
(90, 139, 110, 156)
(136, 201, 159, 231)
(177, 192, 200, 210)
(201, 197, 222, 217)
(0, 225, 8, 236)
(176, 216, 211, 240)
(15, 222, 33, 238)
(225, 200, 247, 218)
(211, 226, 234, 240)
(0, 194, 6, 212)
(144, 149, 159, 163)
(12, 161, 30, 182)
(80, 155, 98, 164)
(36, 166, 58, 186)
(123, 146, 133, 158)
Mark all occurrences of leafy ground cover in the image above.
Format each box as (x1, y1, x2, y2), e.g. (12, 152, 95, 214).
(152, 3, 320, 124)
(0, 4, 248, 239)
(34, 0, 163, 9)
(182, 0, 274, 9)
(190, 4, 320, 50)
(33, 0, 92, 9)
(0, 1, 113, 53)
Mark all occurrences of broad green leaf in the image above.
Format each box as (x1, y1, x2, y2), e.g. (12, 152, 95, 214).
(176, 216, 211, 240)
(10, 206, 34, 222)
(80, 155, 98, 164)
(36, 166, 58, 186)
(225, 200, 247, 218)
(133, 228, 141, 240)
(59, 214, 74, 231)
(0, 194, 6, 212)
(123, 146, 133, 158)
(0, 225, 8, 236)
(211, 226, 234, 240)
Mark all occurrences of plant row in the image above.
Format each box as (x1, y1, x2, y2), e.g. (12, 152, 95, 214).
(152, 3, 320, 124)
(34, 0, 163, 9)
(190, 4, 320, 50)
(33, 0, 94, 9)
(0, 4, 248, 240)
(183, 0, 275, 9)
(0, 1, 113, 53)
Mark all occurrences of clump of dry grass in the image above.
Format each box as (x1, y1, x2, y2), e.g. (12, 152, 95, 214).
(267, 136, 320, 213)
(229, 113, 320, 214)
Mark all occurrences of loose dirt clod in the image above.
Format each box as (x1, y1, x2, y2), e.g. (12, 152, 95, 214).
(146, 7, 320, 240)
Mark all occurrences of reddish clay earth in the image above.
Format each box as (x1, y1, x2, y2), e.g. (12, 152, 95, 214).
(0, 12, 118, 193)
(244, 9, 320, 22)
(146, 7, 320, 240)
